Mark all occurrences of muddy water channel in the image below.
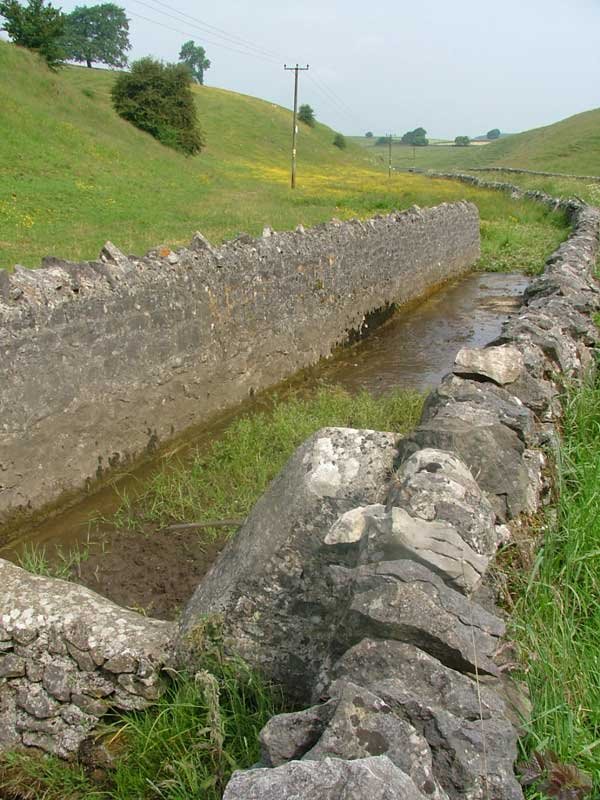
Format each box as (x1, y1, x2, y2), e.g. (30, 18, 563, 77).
(1, 272, 528, 617)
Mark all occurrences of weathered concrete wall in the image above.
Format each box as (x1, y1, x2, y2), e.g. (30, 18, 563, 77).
(0, 202, 480, 526)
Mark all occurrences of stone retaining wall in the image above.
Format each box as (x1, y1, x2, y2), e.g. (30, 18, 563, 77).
(467, 166, 600, 182)
(178, 192, 600, 798)
(0, 202, 479, 528)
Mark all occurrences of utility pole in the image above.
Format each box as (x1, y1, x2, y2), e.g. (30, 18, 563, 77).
(387, 133, 393, 178)
(284, 63, 309, 189)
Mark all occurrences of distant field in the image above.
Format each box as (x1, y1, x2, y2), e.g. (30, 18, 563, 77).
(350, 109, 600, 176)
(0, 42, 570, 271)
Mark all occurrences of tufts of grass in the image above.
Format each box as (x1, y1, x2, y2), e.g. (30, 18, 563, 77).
(0, 650, 283, 800)
(108, 656, 282, 799)
(17, 540, 92, 579)
(509, 371, 600, 793)
(113, 385, 424, 531)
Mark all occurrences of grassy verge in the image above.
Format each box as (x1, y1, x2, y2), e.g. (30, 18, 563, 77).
(112, 385, 424, 532)
(0, 649, 284, 800)
(506, 369, 600, 795)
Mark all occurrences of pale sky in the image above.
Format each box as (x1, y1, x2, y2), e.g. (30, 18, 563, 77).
(5, 0, 600, 137)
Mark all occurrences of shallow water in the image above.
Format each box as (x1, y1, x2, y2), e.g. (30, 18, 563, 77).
(1, 271, 528, 563)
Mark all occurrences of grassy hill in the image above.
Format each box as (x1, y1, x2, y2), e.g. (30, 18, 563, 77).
(351, 108, 600, 175)
(0, 41, 567, 270)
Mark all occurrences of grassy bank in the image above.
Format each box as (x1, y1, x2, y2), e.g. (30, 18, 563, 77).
(0, 42, 568, 275)
(506, 370, 600, 795)
(112, 385, 423, 532)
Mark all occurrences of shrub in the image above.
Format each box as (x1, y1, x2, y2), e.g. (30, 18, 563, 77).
(298, 103, 315, 127)
(111, 57, 205, 155)
(333, 132, 346, 149)
(454, 135, 470, 147)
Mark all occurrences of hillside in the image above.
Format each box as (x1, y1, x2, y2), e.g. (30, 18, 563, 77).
(0, 42, 373, 268)
(353, 108, 600, 175)
(0, 42, 568, 270)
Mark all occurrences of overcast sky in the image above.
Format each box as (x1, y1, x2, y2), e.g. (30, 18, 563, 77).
(7, 0, 600, 137)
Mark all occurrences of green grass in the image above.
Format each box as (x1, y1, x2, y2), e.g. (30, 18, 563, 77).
(350, 107, 600, 175)
(0, 41, 569, 274)
(16, 540, 92, 579)
(508, 371, 600, 794)
(113, 385, 424, 532)
(0, 651, 283, 800)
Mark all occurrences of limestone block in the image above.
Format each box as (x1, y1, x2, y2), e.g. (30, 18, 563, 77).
(453, 345, 524, 386)
(223, 756, 429, 800)
(178, 427, 399, 699)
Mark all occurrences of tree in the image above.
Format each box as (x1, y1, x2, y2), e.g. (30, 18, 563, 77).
(111, 57, 205, 155)
(375, 135, 389, 146)
(365, 131, 373, 138)
(178, 40, 210, 85)
(0, 0, 66, 68)
(333, 132, 346, 149)
(298, 103, 315, 127)
(401, 127, 428, 146)
(64, 3, 130, 68)
(487, 128, 501, 140)
(454, 135, 470, 147)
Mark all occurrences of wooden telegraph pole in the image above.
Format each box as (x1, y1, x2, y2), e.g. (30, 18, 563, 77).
(387, 133, 393, 178)
(284, 63, 309, 189)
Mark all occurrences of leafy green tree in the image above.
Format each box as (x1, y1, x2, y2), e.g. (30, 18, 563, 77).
(333, 132, 346, 149)
(454, 135, 470, 147)
(178, 40, 210, 85)
(64, 3, 130, 68)
(298, 104, 315, 127)
(365, 131, 373, 138)
(401, 127, 428, 146)
(487, 128, 501, 140)
(111, 57, 205, 155)
(0, 0, 66, 68)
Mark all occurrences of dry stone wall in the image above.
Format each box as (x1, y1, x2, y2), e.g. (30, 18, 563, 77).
(0, 560, 175, 758)
(179, 191, 600, 799)
(0, 202, 480, 527)
(467, 166, 600, 182)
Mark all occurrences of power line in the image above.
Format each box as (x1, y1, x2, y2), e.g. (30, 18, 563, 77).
(306, 72, 367, 131)
(127, 0, 367, 133)
(127, 9, 279, 64)
(128, 0, 282, 62)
